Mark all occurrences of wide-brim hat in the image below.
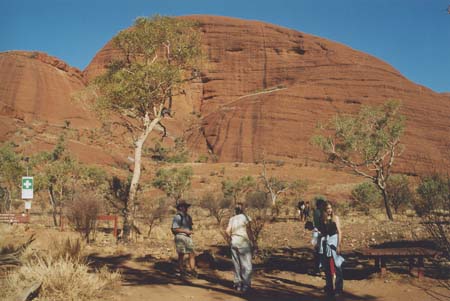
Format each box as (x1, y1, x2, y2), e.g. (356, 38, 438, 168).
(176, 199, 191, 209)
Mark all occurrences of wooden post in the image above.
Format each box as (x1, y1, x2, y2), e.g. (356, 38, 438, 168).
(418, 256, 424, 278)
(408, 258, 415, 275)
(380, 257, 387, 276)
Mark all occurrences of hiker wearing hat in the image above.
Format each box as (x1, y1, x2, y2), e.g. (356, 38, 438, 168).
(171, 199, 198, 278)
(225, 202, 255, 293)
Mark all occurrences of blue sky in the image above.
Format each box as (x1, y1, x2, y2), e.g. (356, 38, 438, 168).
(1, 0, 449, 92)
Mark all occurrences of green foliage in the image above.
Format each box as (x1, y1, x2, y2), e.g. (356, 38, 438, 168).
(0, 143, 25, 212)
(32, 136, 108, 225)
(415, 173, 450, 258)
(415, 173, 450, 216)
(313, 100, 405, 163)
(351, 182, 381, 214)
(221, 176, 256, 204)
(94, 15, 202, 122)
(152, 166, 193, 202)
(146, 138, 190, 163)
(145, 141, 170, 162)
(386, 174, 413, 213)
(312, 100, 406, 220)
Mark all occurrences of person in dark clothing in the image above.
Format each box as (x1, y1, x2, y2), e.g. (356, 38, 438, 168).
(303, 202, 311, 220)
(318, 201, 344, 297)
(311, 198, 325, 275)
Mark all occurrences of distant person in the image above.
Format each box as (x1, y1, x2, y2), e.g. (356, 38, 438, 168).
(311, 198, 325, 275)
(226, 202, 255, 293)
(297, 200, 305, 221)
(171, 199, 198, 278)
(318, 201, 344, 297)
(303, 202, 311, 221)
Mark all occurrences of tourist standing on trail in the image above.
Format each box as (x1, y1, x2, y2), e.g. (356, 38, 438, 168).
(318, 201, 344, 297)
(297, 200, 305, 221)
(171, 200, 198, 278)
(311, 198, 325, 275)
(226, 202, 255, 293)
(303, 201, 311, 220)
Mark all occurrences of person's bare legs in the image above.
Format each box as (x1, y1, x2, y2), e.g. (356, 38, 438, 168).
(178, 253, 185, 274)
(189, 252, 197, 276)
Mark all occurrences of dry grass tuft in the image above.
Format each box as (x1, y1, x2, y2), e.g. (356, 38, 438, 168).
(5, 256, 121, 300)
(3, 237, 121, 301)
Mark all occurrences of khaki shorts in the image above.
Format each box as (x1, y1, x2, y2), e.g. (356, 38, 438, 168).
(175, 234, 195, 254)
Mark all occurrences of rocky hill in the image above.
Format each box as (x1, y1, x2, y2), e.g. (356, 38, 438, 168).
(1, 16, 449, 173)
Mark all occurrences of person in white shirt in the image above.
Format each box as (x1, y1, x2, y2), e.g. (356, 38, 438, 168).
(226, 202, 255, 293)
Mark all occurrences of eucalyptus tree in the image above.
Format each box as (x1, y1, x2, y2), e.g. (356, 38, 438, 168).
(313, 100, 405, 220)
(94, 16, 202, 237)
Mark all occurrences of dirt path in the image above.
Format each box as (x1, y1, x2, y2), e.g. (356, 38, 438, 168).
(100, 257, 449, 301)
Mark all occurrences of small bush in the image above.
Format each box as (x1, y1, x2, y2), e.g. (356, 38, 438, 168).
(142, 197, 168, 238)
(245, 191, 271, 246)
(66, 191, 102, 242)
(199, 192, 231, 225)
(415, 174, 449, 216)
(414, 173, 450, 258)
(351, 182, 381, 214)
(386, 174, 414, 213)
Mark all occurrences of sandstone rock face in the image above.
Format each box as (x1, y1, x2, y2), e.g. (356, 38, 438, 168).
(0, 51, 125, 166)
(84, 16, 450, 172)
(0, 51, 92, 128)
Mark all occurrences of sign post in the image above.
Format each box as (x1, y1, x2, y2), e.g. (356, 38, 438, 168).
(22, 176, 34, 199)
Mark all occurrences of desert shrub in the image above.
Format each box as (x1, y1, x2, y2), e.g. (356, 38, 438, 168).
(143, 197, 168, 238)
(66, 191, 102, 242)
(415, 174, 449, 216)
(145, 138, 190, 163)
(333, 200, 352, 217)
(245, 190, 271, 247)
(414, 173, 450, 257)
(351, 182, 381, 214)
(199, 192, 231, 226)
(386, 174, 414, 213)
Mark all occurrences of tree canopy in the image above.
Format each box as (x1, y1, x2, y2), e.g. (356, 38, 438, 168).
(313, 100, 405, 220)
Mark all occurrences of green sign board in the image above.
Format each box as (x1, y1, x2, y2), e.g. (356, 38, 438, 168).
(22, 176, 33, 199)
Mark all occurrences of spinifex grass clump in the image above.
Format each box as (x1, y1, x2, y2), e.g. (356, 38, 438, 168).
(3, 237, 121, 301)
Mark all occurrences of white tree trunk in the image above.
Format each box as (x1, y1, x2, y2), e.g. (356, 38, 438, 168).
(124, 112, 162, 239)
